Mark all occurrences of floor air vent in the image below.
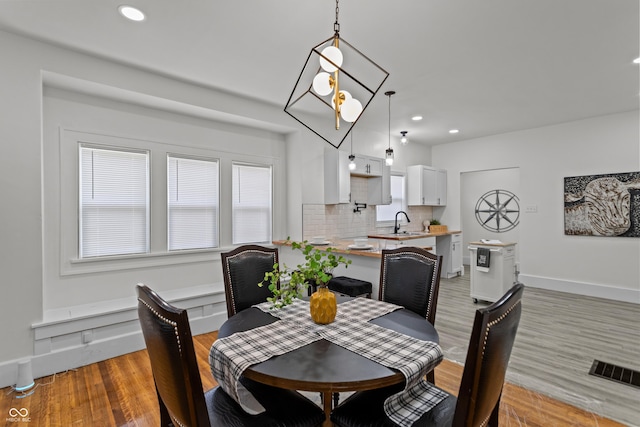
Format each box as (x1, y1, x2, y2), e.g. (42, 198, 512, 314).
(589, 360, 640, 389)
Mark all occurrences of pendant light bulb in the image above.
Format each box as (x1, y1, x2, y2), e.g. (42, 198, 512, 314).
(384, 91, 396, 166)
(400, 131, 408, 145)
(348, 130, 356, 170)
(385, 148, 394, 166)
(349, 154, 356, 170)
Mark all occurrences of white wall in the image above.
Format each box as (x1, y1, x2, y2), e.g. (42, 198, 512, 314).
(0, 29, 296, 387)
(460, 168, 520, 262)
(433, 111, 640, 302)
(42, 87, 286, 309)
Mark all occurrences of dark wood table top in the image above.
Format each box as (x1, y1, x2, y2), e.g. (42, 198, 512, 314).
(217, 298, 440, 393)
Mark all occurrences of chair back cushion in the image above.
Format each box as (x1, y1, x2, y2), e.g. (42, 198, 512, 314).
(221, 245, 278, 317)
(454, 283, 524, 426)
(137, 284, 210, 427)
(379, 247, 443, 323)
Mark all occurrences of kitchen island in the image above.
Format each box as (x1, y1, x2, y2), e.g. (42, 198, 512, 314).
(272, 238, 435, 298)
(368, 230, 464, 279)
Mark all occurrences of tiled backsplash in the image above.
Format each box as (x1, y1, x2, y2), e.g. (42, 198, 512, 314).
(303, 176, 434, 240)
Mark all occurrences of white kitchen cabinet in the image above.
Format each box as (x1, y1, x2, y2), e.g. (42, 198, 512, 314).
(436, 233, 463, 278)
(323, 149, 390, 205)
(352, 154, 383, 177)
(407, 165, 447, 206)
(324, 147, 351, 204)
(366, 163, 392, 205)
(398, 236, 436, 254)
(468, 242, 516, 303)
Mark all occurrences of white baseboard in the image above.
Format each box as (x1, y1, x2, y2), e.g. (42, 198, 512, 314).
(0, 284, 228, 389)
(518, 274, 640, 303)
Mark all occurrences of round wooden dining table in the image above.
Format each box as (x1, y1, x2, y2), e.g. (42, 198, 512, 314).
(217, 297, 440, 426)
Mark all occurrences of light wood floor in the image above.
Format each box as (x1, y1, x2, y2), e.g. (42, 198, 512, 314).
(436, 273, 640, 427)
(1, 331, 627, 427)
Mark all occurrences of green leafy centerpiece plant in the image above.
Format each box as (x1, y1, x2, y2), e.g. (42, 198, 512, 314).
(259, 239, 351, 323)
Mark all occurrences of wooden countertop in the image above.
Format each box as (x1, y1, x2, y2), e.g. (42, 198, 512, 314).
(367, 230, 462, 241)
(469, 241, 516, 247)
(272, 239, 433, 259)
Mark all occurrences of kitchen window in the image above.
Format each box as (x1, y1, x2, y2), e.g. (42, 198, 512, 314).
(232, 162, 272, 244)
(376, 173, 407, 224)
(167, 155, 219, 251)
(79, 145, 149, 258)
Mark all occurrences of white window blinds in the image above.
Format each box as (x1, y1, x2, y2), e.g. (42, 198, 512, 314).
(232, 163, 272, 244)
(79, 145, 149, 258)
(167, 155, 219, 251)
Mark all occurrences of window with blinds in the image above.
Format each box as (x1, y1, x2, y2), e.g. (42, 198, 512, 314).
(232, 163, 272, 244)
(167, 155, 219, 251)
(79, 145, 150, 258)
(377, 174, 407, 222)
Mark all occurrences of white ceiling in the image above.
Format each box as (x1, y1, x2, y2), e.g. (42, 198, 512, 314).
(0, 0, 638, 146)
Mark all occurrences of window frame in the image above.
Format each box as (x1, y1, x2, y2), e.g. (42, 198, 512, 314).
(231, 161, 273, 245)
(166, 153, 220, 252)
(78, 143, 150, 259)
(57, 128, 282, 276)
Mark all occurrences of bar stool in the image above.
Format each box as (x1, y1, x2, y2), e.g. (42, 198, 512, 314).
(327, 276, 373, 298)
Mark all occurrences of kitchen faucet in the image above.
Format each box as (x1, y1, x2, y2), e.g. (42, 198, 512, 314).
(394, 211, 411, 234)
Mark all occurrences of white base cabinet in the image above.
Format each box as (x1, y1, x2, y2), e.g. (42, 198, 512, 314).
(436, 233, 463, 278)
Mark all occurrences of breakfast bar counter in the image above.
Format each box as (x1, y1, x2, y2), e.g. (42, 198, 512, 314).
(272, 239, 433, 298)
(271, 239, 433, 259)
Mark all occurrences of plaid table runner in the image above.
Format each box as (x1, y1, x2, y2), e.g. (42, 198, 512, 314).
(254, 296, 402, 327)
(209, 319, 321, 414)
(211, 297, 445, 425)
(318, 319, 446, 427)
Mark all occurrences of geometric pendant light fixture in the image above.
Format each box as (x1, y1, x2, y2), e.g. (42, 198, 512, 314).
(284, 0, 389, 149)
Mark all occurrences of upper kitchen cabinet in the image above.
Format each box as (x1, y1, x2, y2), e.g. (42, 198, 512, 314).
(324, 148, 391, 205)
(367, 162, 392, 205)
(407, 165, 447, 206)
(324, 147, 351, 204)
(352, 154, 383, 177)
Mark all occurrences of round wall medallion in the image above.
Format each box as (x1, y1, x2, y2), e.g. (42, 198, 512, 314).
(475, 189, 520, 232)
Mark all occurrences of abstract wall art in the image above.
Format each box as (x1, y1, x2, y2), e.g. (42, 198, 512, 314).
(564, 171, 640, 237)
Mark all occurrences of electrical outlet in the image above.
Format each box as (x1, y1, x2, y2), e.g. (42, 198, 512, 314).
(525, 205, 538, 213)
(82, 330, 93, 344)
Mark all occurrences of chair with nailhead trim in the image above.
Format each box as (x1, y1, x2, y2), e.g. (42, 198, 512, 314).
(137, 284, 324, 427)
(221, 245, 278, 318)
(331, 283, 524, 427)
(379, 247, 443, 382)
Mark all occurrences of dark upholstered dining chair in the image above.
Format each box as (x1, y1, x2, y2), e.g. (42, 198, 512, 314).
(379, 247, 443, 383)
(379, 247, 443, 325)
(137, 284, 324, 427)
(221, 245, 278, 317)
(331, 282, 525, 427)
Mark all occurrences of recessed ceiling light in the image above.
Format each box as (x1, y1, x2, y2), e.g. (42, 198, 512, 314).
(634, 57, 640, 64)
(118, 5, 145, 22)
(449, 129, 459, 134)
(411, 115, 423, 121)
